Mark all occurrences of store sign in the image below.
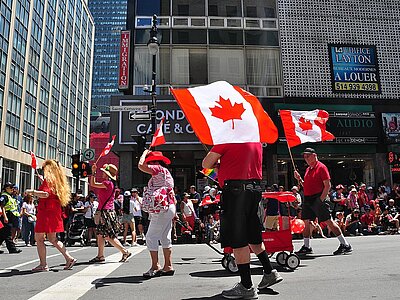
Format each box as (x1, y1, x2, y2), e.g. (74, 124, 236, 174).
(382, 113, 400, 143)
(328, 111, 378, 143)
(118, 100, 199, 144)
(388, 152, 400, 173)
(329, 44, 381, 94)
(118, 31, 130, 90)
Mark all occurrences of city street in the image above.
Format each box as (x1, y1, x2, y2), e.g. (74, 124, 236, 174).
(1, 235, 399, 300)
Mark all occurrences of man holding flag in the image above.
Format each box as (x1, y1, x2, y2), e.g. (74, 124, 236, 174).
(172, 81, 283, 299)
(294, 148, 352, 256)
(279, 108, 352, 255)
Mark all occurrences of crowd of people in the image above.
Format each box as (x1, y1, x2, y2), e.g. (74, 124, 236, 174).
(2, 174, 399, 254)
(0, 149, 399, 300)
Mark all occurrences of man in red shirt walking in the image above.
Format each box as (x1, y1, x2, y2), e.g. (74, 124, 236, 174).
(294, 148, 352, 255)
(203, 142, 283, 299)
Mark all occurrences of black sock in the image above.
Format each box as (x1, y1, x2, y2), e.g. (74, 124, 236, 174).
(237, 263, 252, 289)
(257, 251, 273, 274)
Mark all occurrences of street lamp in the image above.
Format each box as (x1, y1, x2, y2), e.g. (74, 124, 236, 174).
(147, 14, 160, 135)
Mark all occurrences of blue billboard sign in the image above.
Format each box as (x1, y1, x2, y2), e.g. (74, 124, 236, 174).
(329, 44, 381, 94)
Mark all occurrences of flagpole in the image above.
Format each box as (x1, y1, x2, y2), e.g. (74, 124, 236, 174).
(286, 143, 303, 187)
(287, 144, 296, 171)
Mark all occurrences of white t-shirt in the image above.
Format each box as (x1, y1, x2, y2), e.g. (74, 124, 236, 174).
(132, 197, 142, 217)
(84, 201, 99, 219)
(22, 202, 36, 215)
(182, 200, 195, 217)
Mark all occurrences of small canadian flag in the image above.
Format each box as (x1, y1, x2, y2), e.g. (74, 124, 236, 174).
(150, 117, 166, 147)
(280, 109, 335, 148)
(30, 151, 38, 170)
(99, 135, 116, 158)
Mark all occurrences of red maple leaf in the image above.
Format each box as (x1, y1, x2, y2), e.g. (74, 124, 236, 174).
(209, 96, 245, 129)
(299, 116, 313, 132)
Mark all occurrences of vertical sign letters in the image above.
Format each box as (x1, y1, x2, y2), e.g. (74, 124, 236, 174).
(118, 31, 130, 90)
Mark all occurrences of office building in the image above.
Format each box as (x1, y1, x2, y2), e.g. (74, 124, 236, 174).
(88, 0, 128, 114)
(0, 0, 95, 191)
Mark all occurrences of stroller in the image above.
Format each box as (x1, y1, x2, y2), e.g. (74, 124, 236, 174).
(66, 213, 87, 247)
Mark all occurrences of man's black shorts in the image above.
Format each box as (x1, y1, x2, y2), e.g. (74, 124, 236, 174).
(302, 193, 331, 222)
(220, 180, 263, 249)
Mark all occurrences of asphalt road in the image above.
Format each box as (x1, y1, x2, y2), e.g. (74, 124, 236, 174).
(1, 235, 400, 300)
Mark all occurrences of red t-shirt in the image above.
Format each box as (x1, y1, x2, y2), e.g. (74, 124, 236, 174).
(360, 212, 374, 226)
(211, 142, 262, 188)
(303, 161, 330, 196)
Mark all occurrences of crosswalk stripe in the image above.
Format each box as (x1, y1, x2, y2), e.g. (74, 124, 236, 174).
(28, 247, 145, 300)
(0, 248, 87, 273)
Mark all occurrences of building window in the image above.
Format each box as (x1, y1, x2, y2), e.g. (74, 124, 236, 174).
(171, 48, 207, 85)
(244, 0, 276, 18)
(172, 0, 205, 16)
(246, 48, 281, 86)
(2, 159, 16, 184)
(136, 0, 170, 16)
(209, 48, 245, 85)
(208, 0, 242, 17)
(19, 164, 31, 193)
(209, 30, 243, 45)
(135, 29, 170, 44)
(245, 30, 279, 46)
(172, 29, 207, 44)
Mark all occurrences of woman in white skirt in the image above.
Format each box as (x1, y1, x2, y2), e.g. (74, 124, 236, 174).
(138, 150, 176, 278)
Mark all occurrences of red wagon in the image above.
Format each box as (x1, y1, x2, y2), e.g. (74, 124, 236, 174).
(208, 191, 301, 272)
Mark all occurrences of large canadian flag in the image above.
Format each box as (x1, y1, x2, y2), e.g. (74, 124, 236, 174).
(280, 109, 335, 148)
(171, 81, 278, 145)
(150, 117, 166, 147)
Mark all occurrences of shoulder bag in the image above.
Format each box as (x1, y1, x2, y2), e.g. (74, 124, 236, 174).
(93, 187, 115, 225)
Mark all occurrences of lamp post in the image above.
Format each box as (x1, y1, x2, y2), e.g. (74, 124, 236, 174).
(147, 14, 159, 135)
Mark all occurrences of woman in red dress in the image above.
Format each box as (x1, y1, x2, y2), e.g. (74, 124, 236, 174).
(26, 160, 77, 272)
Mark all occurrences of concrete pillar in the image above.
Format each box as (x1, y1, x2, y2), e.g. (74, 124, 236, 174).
(363, 160, 375, 187)
(374, 153, 391, 186)
(119, 151, 134, 189)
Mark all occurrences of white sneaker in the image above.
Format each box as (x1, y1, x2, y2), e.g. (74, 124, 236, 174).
(123, 242, 131, 247)
(258, 270, 283, 289)
(222, 282, 258, 299)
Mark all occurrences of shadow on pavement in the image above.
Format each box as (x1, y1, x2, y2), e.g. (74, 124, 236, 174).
(181, 288, 279, 299)
(181, 294, 225, 299)
(0, 268, 60, 277)
(189, 269, 239, 278)
(190, 265, 295, 278)
(297, 254, 335, 260)
(92, 275, 145, 289)
(259, 287, 280, 295)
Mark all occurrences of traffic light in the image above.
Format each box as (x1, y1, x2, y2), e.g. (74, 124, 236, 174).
(132, 134, 147, 153)
(71, 154, 80, 177)
(80, 161, 92, 178)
